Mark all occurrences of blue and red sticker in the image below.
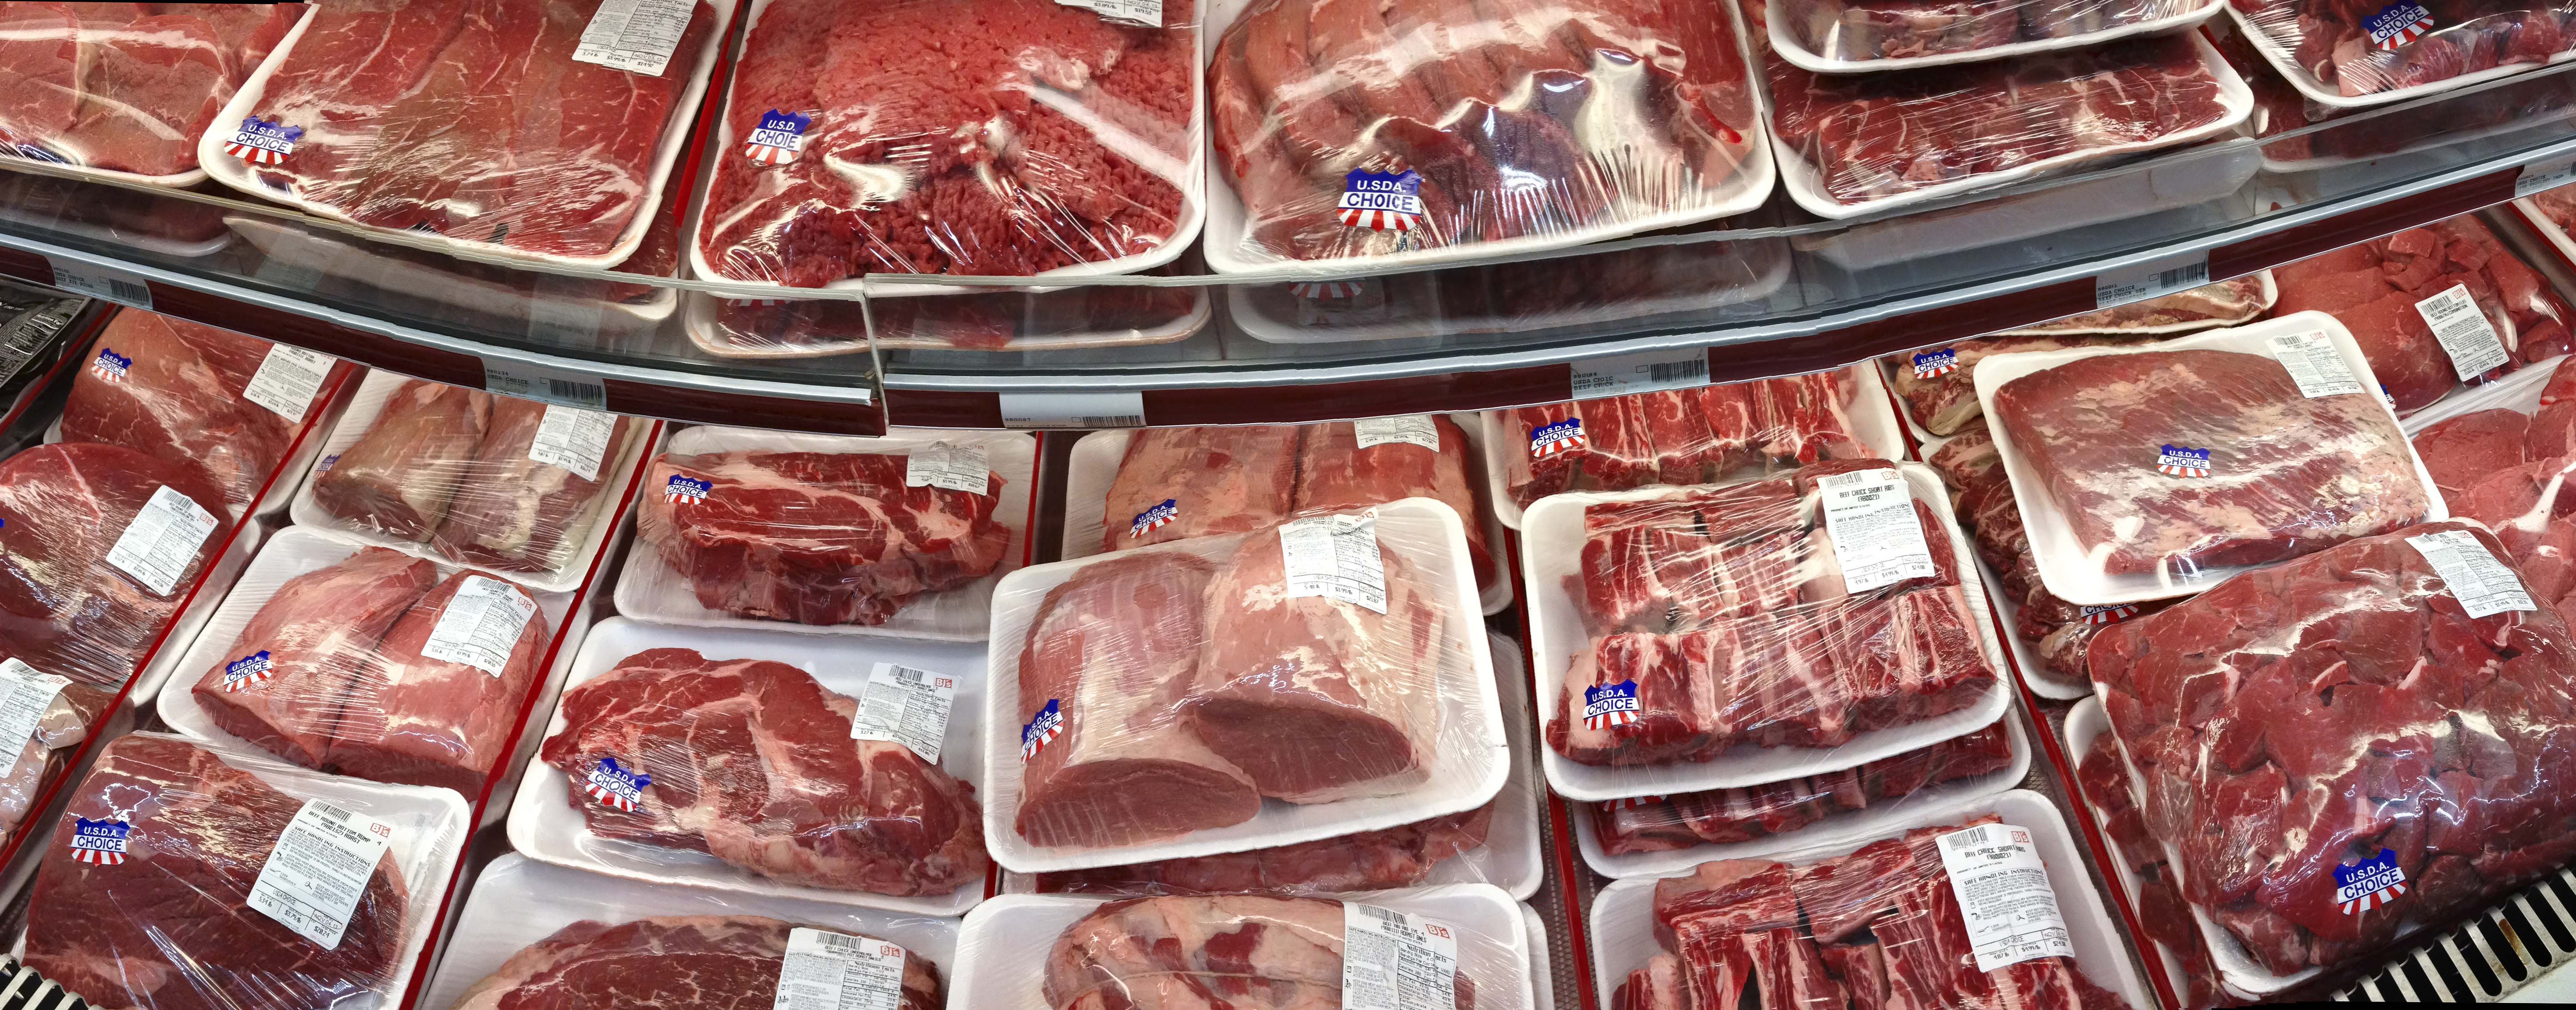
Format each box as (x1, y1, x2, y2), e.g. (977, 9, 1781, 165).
(1912, 348, 1958, 379)
(585, 756, 651, 813)
(2366, 2, 2436, 48)
(2335, 847, 2408, 914)
(91, 347, 130, 383)
(1129, 499, 1178, 538)
(2155, 445, 2211, 478)
(742, 109, 811, 165)
(224, 116, 302, 164)
(1583, 680, 1641, 730)
(2080, 604, 2140, 626)
(665, 474, 712, 504)
(222, 650, 273, 693)
(1530, 418, 1586, 458)
(1339, 167, 1424, 232)
(1606, 794, 1666, 810)
(69, 816, 129, 865)
(1021, 699, 1064, 761)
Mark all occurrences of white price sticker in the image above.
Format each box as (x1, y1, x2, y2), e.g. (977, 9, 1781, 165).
(1279, 511, 1387, 614)
(527, 405, 616, 482)
(106, 485, 218, 595)
(418, 576, 539, 676)
(998, 390, 1145, 429)
(484, 360, 608, 410)
(1341, 904, 1459, 1010)
(572, 0, 696, 75)
(45, 257, 151, 309)
(0, 658, 67, 757)
(850, 662, 958, 765)
(1569, 349, 1710, 400)
(1817, 468, 1937, 593)
(2094, 254, 2209, 309)
(2408, 529, 2537, 618)
(2267, 330, 2366, 398)
(1053, 0, 1163, 24)
(0, 300, 76, 386)
(245, 799, 398, 950)
(1937, 823, 2077, 973)
(1352, 415, 1443, 451)
(2415, 284, 2512, 381)
(903, 441, 990, 496)
(241, 344, 335, 421)
(775, 928, 909, 1010)
(2521, 155, 2576, 198)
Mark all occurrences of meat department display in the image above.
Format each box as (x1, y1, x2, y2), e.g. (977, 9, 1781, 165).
(64, 310, 339, 518)
(0, 4, 303, 177)
(696, 0, 1196, 284)
(449, 915, 945, 1010)
(1204, 0, 1763, 264)
(1590, 723, 2012, 856)
(2230, 0, 2576, 98)
(2272, 216, 2571, 412)
(1038, 894, 1488, 1007)
(1034, 806, 1494, 895)
(2076, 718, 2232, 1010)
(1779, 0, 2208, 62)
(2411, 356, 2576, 626)
(0, 441, 230, 694)
(1502, 369, 1878, 509)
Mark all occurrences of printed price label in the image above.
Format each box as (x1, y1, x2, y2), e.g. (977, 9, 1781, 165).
(903, 441, 990, 496)
(45, 257, 151, 309)
(850, 662, 957, 765)
(1936, 823, 2077, 973)
(2408, 529, 2536, 618)
(2267, 330, 2367, 398)
(1352, 415, 1442, 451)
(0, 298, 76, 387)
(242, 345, 335, 421)
(572, 0, 696, 75)
(2521, 155, 2576, 198)
(0, 658, 67, 757)
(1054, 0, 1163, 24)
(2415, 284, 2512, 381)
(1341, 904, 1459, 1010)
(106, 485, 218, 595)
(999, 390, 1145, 429)
(2094, 254, 2208, 310)
(419, 576, 539, 676)
(1570, 349, 1711, 400)
(527, 404, 616, 481)
(775, 928, 910, 1010)
(1279, 511, 1388, 614)
(484, 360, 608, 410)
(245, 799, 397, 950)
(1817, 469, 1936, 593)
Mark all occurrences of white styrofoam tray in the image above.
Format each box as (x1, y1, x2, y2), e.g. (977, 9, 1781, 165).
(2516, 196, 2576, 292)
(1197, 0, 1775, 277)
(1481, 364, 1909, 529)
(2225, 4, 2576, 110)
(197, 0, 729, 270)
(1227, 240, 1794, 345)
(614, 425, 1037, 640)
(289, 369, 656, 594)
(125, 517, 266, 706)
(1525, 463, 2012, 802)
(1571, 709, 2032, 879)
(417, 853, 962, 1010)
(225, 213, 676, 334)
(1060, 418, 1511, 614)
(506, 617, 990, 916)
(1773, 32, 2253, 220)
(956, 886, 1534, 1010)
(154, 527, 574, 788)
(1586, 788, 2153, 1010)
(1971, 311, 2450, 607)
(2402, 351, 2564, 434)
(983, 496, 1505, 874)
(2062, 697, 2251, 1003)
(1799, 143, 2261, 272)
(1764, 0, 2223, 73)
(683, 287, 1212, 357)
(0, 4, 319, 191)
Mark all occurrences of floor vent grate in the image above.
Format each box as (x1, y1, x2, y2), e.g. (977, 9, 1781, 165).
(2339, 868, 2576, 1002)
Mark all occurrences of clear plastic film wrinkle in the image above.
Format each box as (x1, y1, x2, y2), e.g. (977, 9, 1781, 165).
(0, 4, 305, 179)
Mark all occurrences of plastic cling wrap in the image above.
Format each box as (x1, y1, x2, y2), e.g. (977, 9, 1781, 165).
(455, 916, 944, 1010)
(0, 4, 304, 178)
(1038, 893, 1513, 1009)
(1885, 334, 2165, 438)
(0, 441, 230, 694)
(1205, 0, 1763, 264)
(2409, 357, 2576, 629)
(696, 0, 1197, 284)
(1500, 370, 1880, 509)
(2272, 216, 2573, 412)
(2231, 0, 2576, 99)
(1035, 806, 1495, 895)
(1591, 723, 2013, 856)
(64, 311, 341, 519)
(2088, 520, 2576, 978)
(1782, 0, 2209, 61)
(2070, 709, 2231, 1010)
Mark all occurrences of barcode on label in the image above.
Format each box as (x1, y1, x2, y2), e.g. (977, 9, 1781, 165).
(808, 931, 869, 953)
(1075, 415, 1145, 428)
(548, 378, 603, 402)
(1944, 827, 1988, 851)
(2095, 256, 2209, 309)
(888, 666, 923, 684)
(1650, 360, 1708, 384)
(485, 361, 610, 410)
(1000, 390, 1147, 429)
(107, 279, 147, 303)
(1570, 349, 1711, 400)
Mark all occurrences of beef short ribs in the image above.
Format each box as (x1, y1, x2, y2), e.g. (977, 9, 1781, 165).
(1101, 425, 1301, 553)
(0, 442, 232, 693)
(1594, 724, 2012, 855)
(1035, 804, 1492, 895)
(541, 648, 989, 896)
(1989, 347, 2430, 580)
(431, 397, 636, 575)
(63, 312, 323, 518)
(314, 380, 493, 541)
(1043, 895, 1477, 1008)
(193, 547, 438, 770)
(448, 915, 944, 1010)
(1504, 371, 1877, 506)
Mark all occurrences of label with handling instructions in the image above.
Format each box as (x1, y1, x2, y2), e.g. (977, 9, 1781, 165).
(2268, 330, 2367, 399)
(2408, 529, 2537, 618)
(903, 441, 990, 496)
(106, 485, 218, 596)
(2415, 284, 2512, 381)
(850, 662, 957, 765)
(245, 799, 398, 950)
(242, 344, 334, 421)
(419, 575, 539, 676)
(1937, 823, 2077, 974)
(0, 657, 67, 757)
(572, 0, 696, 75)
(1817, 469, 1936, 593)
(1054, 0, 1162, 25)
(1341, 903, 1459, 1010)
(775, 928, 910, 1010)
(527, 405, 616, 482)
(1352, 415, 1442, 451)
(1280, 511, 1388, 614)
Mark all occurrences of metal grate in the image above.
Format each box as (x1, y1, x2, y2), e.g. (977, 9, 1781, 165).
(0, 954, 82, 1010)
(2339, 867, 2576, 1002)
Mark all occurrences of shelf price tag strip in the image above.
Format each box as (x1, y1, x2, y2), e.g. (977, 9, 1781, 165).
(2093, 252, 2209, 311)
(484, 359, 609, 411)
(44, 256, 152, 311)
(999, 390, 1146, 429)
(1569, 348, 1710, 400)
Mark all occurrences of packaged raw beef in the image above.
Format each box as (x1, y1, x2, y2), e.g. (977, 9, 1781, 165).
(696, 0, 1195, 284)
(2231, 0, 2576, 99)
(2272, 215, 2572, 412)
(1501, 369, 1880, 509)
(1780, 0, 2208, 62)
(0, 656, 84, 845)
(2407, 358, 2576, 627)
(1040, 895, 1492, 1006)
(0, 441, 231, 693)
(1033, 805, 1493, 895)
(1205, 0, 1762, 264)
(1608, 817, 2137, 1010)
(540, 647, 990, 897)
(431, 398, 640, 575)
(1294, 416, 1495, 586)
(1591, 723, 2012, 856)
(2219, 18, 2576, 162)
(1100, 425, 1301, 552)
(225, 0, 720, 262)
(2088, 520, 2576, 976)
(0, 3, 304, 178)
(312, 379, 494, 541)
(1765, 33, 2234, 207)
(2074, 718, 2230, 1010)
(1886, 334, 2163, 437)
(1545, 465, 1999, 769)
(451, 916, 945, 1010)
(62, 310, 342, 518)
(2003, 273, 2271, 336)
(23, 733, 463, 1010)
(192, 546, 439, 770)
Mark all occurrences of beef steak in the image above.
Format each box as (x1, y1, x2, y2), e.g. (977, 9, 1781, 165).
(448, 915, 943, 1010)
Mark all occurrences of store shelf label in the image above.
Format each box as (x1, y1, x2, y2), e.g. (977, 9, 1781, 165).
(484, 360, 608, 411)
(1570, 348, 1710, 400)
(2094, 253, 2208, 310)
(2416, 283, 2511, 381)
(2519, 155, 2576, 198)
(44, 257, 151, 310)
(1000, 391, 1145, 429)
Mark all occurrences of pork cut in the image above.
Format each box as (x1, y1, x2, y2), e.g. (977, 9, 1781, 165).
(1293, 416, 1494, 585)
(540, 648, 989, 896)
(1037, 804, 1493, 895)
(0, 442, 231, 692)
(62, 311, 331, 518)
(449, 915, 945, 1010)
(1503, 372, 1875, 507)
(636, 447, 1011, 625)
(1593, 724, 2012, 855)
(326, 570, 550, 794)
(24, 735, 412, 1010)
(1043, 895, 1477, 1009)
(1100, 425, 1301, 553)
(313, 379, 493, 541)
(192, 546, 438, 770)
